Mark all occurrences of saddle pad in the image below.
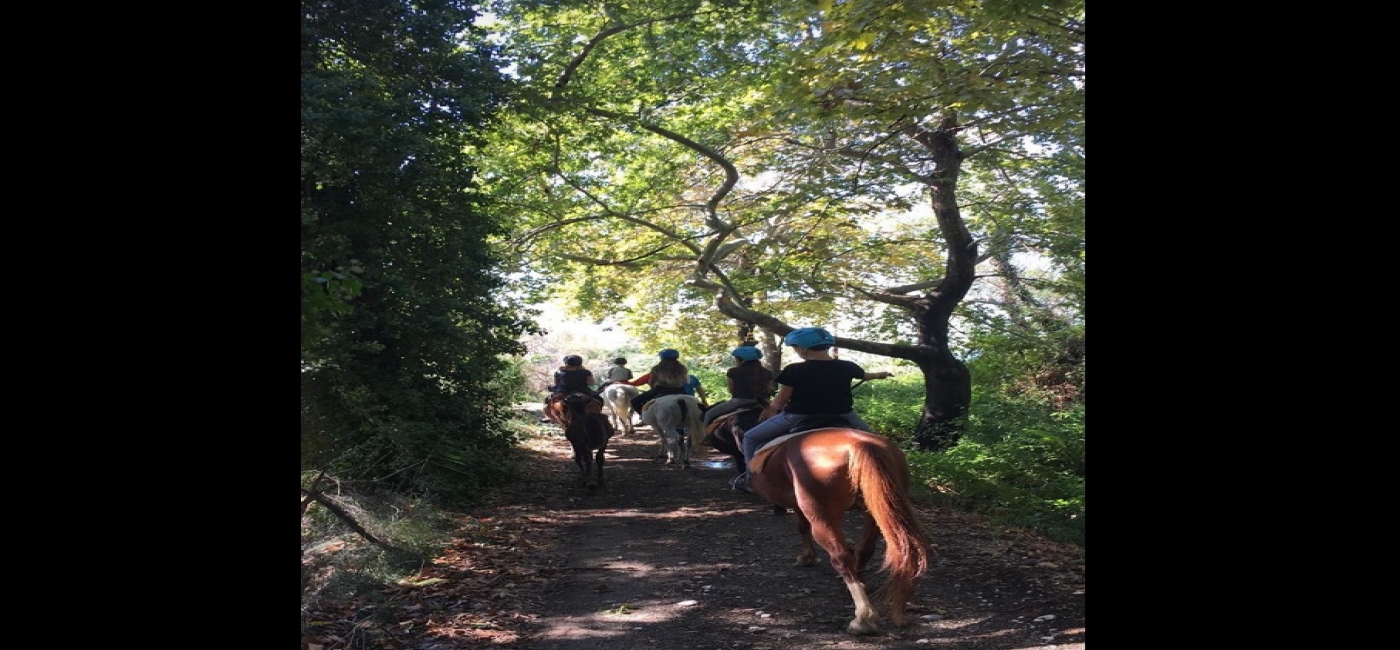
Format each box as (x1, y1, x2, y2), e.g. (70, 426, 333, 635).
(704, 410, 741, 435)
(704, 404, 764, 435)
(748, 432, 803, 474)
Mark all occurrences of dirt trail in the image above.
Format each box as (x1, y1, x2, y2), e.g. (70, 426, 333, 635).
(507, 419, 1085, 650)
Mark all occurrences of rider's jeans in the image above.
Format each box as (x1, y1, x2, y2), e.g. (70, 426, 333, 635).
(740, 411, 871, 467)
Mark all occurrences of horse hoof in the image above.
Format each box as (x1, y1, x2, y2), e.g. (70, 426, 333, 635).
(846, 619, 880, 636)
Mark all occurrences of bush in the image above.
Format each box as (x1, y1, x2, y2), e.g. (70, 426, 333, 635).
(906, 395, 1084, 546)
(852, 374, 1084, 546)
(851, 374, 924, 441)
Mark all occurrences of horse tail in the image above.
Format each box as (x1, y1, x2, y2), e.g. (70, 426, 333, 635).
(847, 437, 932, 618)
(681, 398, 706, 451)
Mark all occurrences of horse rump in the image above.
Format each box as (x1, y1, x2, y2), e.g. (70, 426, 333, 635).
(566, 412, 615, 488)
(641, 394, 705, 469)
(753, 428, 931, 634)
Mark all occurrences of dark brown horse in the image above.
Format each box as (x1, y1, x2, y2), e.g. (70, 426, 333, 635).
(562, 391, 614, 489)
(704, 402, 766, 473)
(749, 427, 932, 634)
(543, 389, 602, 429)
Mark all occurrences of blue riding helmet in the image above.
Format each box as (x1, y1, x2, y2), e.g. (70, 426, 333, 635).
(658, 348, 680, 360)
(784, 327, 835, 349)
(731, 346, 762, 361)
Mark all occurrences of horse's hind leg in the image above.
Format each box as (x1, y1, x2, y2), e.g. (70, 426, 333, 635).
(666, 433, 680, 466)
(854, 510, 880, 572)
(803, 501, 880, 635)
(619, 405, 634, 436)
(572, 445, 587, 475)
(791, 512, 819, 567)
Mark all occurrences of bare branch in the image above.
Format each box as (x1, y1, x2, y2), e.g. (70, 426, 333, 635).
(301, 488, 422, 561)
(713, 293, 932, 359)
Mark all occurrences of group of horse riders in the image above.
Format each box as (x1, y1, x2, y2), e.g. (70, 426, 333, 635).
(543, 349, 708, 414)
(544, 332, 922, 634)
(542, 327, 892, 493)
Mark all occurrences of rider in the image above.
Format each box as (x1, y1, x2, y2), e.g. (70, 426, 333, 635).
(702, 345, 775, 426)
(730, 327, 891, 492)
(596, 356, 634, 392)
(546, 354, 604, 406)
(604, 357, 633, 382)
(628, 348, 701, 413)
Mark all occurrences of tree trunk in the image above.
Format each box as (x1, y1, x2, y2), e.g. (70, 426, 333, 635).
(901, 119, 975, 451)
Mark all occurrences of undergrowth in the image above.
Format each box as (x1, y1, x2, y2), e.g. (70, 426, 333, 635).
(301, 412, 545, 608)
(854, 375, 1085, 547)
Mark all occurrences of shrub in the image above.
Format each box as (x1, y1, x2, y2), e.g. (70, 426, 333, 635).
(851, 373, 1084, 546)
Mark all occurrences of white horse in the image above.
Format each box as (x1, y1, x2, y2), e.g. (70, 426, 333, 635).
(601, 383, 640, 436)
(640, 394, 706, 469)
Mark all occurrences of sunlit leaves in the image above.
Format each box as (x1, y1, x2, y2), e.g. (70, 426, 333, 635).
(482, 0, 1083, 367)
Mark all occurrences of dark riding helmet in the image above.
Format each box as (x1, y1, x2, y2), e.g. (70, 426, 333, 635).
(658, 348, 680, 360)
(613, 357, 627, 365)
(563, 354, 583, 366)
(784, 327, 835, 349)
(731, 346, 762, 361)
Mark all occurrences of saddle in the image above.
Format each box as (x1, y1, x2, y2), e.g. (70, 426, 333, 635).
(748, 414, 857, 474)
(703, 405, 763, 435)
(549, 390, 602, 412)
(639, 390, 689, 414)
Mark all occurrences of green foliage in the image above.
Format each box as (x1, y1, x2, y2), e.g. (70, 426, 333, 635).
(903, 391, 1082, 545)
(479, 0, 1084, 437)
(487, 355, 540, 406)
(301, 0, 535, 499)
(905, 395, 1084, 546)
(301, 267, 364, 349)
(851, 374, 924, 438)
(689, 365, 728, 402)
(853, 371, 1084, 546)
(301, 365, 527, 502)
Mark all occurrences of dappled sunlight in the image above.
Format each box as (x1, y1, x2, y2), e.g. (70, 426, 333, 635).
(534, 604, 685, 637)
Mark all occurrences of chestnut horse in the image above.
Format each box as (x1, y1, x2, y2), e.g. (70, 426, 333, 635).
(749, 427, 932, 635)
(562, 391, 615, 489)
